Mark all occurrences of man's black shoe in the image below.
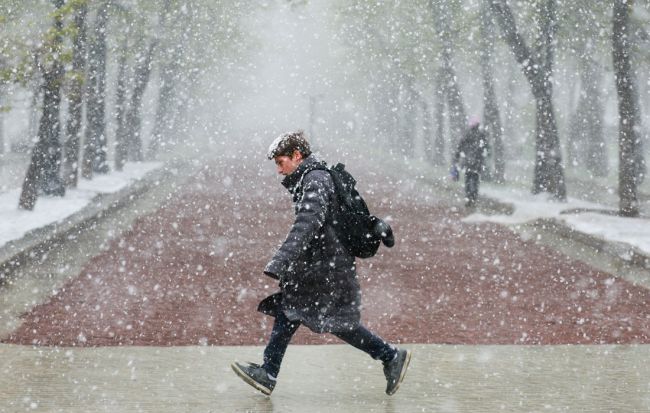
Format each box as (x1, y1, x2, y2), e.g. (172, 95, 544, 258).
(231, 361, 276, 395)
(383, 348, 412, 395)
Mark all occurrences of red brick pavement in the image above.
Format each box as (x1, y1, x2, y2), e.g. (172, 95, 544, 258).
(4, 159, 650, 346)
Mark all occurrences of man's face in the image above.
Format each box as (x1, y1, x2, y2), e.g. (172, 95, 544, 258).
(274, 150, 303, 176)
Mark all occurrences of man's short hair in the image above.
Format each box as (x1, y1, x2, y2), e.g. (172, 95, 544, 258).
(267, 130, 312, 160)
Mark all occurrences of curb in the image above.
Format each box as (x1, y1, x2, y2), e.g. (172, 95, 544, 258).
(530, 217, 650, 270)
(0, 164, 173, 282)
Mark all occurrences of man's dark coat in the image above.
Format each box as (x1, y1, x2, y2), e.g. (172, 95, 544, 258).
(453, 125, 489, 174)
(260, 155, 361, 333)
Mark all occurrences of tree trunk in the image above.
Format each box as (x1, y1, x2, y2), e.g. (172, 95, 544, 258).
(148, 1, 179, 160)
(0, 91, 4, 154)
(372, 96, 386, 146)
(421, 97, 434, 163)
(114, 39, 129, 171)
(26, 84, 41, 152)
(445, 68, 467, 155)
(147, 48, 179, 160)
(125, 40, 157, 162)
(434, 67, 446, 165)
(574, 52, 607, 177)
(489, 0, 566, 200)
(399, 74, 417, 157)
(0, 79, 5, 154)
(613, 0, 644, 217)
(19, 0, 66, 210)
(367, 27, 403, 152)
(63, 1, 88, 188)
(566, 61, 581, 169)
(308, 95, 317, 143)
(386, 82, 400, 150)
(480, 1, 504, 183)
(503, 64, 520, 158)
(533, 92, 565, 199)
(82, 1, 110, 179)
(431, 0, 467, 156)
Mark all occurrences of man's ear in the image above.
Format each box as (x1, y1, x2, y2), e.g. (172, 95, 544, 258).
(292, 150, 303, 161)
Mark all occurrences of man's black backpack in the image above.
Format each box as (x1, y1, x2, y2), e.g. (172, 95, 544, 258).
(312, 163, 394, 258)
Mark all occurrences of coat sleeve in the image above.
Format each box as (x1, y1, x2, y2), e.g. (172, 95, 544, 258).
(264, 170, 332, 281)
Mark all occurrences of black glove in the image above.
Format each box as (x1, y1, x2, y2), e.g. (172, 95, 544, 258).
(373, 218, 395, 248)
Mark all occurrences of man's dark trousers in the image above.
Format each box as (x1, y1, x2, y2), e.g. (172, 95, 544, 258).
(262, 310, 397, 378)
(465, 171, 480, 205)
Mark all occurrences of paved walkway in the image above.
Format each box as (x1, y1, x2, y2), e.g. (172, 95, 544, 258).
(2, 343, 650, 412)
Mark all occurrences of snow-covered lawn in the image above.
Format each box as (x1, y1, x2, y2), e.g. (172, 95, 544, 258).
(464, 185, 650, 256)
(0, 162, 161, 249)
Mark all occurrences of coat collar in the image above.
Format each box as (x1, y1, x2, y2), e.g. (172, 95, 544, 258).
(281, 155, 323, 193)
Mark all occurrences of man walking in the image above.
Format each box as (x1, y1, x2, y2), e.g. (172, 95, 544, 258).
(452, 116, 490, 208)
(231, 131, 411, 396)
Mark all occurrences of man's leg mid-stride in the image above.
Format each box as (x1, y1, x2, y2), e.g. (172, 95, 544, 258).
(232, 314, 411, 396)
(263, 311, 301, 378)
(334, 325, 412, 395)
(232, 311, 299, 395)
(465, 171, 480, 207)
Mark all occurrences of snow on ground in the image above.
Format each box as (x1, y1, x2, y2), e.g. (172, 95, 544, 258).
(563, 212, 650, 254)
(463, 185, 650, 255)
(0, 162, 161, 249)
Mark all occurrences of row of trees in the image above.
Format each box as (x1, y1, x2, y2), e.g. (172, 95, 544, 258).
(331, 0, 648, 216)
(0, 0, 247, 210)
(3, 0, 647, 216)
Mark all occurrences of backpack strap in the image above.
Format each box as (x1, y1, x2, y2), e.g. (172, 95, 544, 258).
(292, 161, 329, 202)
(328, 164, 354, 210)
